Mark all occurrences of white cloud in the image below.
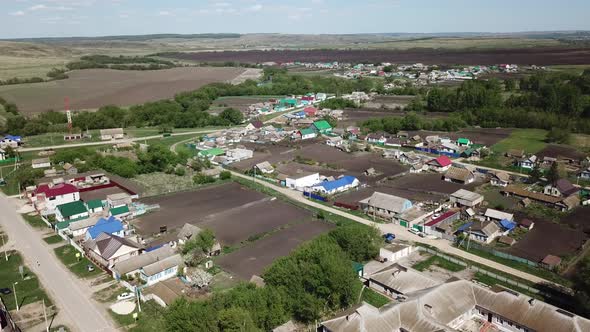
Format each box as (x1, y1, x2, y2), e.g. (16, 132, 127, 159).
(118, 13, 129, 19)
(247, 4, 263, 12)
(157, 10, 172, 16)
(10, 10, 26, 16)
(30, 4, 48, 10)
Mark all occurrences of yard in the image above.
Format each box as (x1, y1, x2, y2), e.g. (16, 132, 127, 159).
(360, 287, 391, 308)
(0, 251, 52, 311)
(53, 245, 102, 279)
(109, 300, 166, 332)
(412, 254, 466, 272)
(22, 214, 49, 229)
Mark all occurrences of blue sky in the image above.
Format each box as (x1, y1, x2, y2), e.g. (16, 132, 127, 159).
(2, 0, 590, 38)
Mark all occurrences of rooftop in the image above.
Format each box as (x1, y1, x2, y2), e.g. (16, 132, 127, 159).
(450, 189, 483, 202)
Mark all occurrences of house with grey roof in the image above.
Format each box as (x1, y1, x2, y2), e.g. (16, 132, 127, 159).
(367, 264, 442, 297)
(140, 254, 183, 286)
(359, 192, 413, 222)
(111, 245, 177, 280)
(320, 278, 590, 332)
(84, 233, 142, 268)
(467, 221, 502, 244)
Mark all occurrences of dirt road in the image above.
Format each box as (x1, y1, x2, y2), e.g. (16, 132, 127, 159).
(0, 194, 117, 332)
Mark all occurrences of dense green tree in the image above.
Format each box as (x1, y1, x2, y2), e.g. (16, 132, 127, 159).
(529, 163, 542, 184)
(165, 299, 219, 332)
(329, 224, 382, 262)
(217, 307, 260, 332)
(219, 108, 244, 125)
(546, 127, 571, 144)
(547, 161, 560, 185)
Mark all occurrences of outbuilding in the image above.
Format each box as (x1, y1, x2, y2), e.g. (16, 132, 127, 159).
(449, 189, 484, 208)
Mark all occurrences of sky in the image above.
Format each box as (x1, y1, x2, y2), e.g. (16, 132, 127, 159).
(2, 0, 590, 38)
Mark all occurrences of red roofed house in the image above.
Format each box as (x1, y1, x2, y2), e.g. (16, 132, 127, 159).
(303, 107, 317, 117)
(301, 96, 315, 102)
(427, 156, 453, 172)
(423, 210, 461, 237)
(29, 183, 80, 212)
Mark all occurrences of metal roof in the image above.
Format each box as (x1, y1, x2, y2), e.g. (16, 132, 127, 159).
(450, 189, 483, 202)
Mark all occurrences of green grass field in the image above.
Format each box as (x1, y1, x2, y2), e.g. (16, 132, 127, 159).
(53, 245, 102, 279)
(22, 214, 49, 229)
(43, 234, 64, 245)
(412, 255, 466, 272)
(360, 288, 391, 308)
(491, 129, 548, 155)
(0, 251, 52, 311)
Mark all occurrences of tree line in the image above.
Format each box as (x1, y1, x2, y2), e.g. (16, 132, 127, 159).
(66, 55, 176, 71)
(4, 68, 380, 136)
(165, 223, 382, 331)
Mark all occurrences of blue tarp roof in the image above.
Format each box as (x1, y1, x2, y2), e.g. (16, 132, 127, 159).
(87, 216, 123, 239)
(318, 176, 357, 192)
(4, 135, 21, 142)
(456, 222, 474, 232)
(500, 219, 517, 231)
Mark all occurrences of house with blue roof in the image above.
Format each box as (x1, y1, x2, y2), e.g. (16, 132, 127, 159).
(499, 219, 517, 232)
(85, 216, 125, 241)
(4, 135, 21, 142)
(311, 175, 359, 195)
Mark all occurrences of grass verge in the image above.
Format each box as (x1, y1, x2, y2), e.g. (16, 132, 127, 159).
(109, 300, 167, 332)
(53, 245, 102, 279)
(22, 214, 49, 229)
(412, 255, 466, 272)
(43, 234, 64, 244)
(0, 250, 52, 311)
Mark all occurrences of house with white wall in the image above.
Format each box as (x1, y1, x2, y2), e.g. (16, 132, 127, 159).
(285, 172, 320, 191)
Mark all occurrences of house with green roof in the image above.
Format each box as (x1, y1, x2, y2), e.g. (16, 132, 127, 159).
(456, 138, 471, 147)
(299, 128, 317, 140)
(86, 199, 104, 214)
(280, 98, 298, 107)
(55, 201, 89, 223)
(313, 120, 333, 134)
(110, 205, 130, 218)
(198, 148, 225, 159)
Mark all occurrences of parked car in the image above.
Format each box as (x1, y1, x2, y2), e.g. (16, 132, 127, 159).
(86, 264, 95, 272)
(117, 292, 134, 301)
(383, 233, 396, 243)
(0, 288, 11, 295)
(408, 228, 420, 235)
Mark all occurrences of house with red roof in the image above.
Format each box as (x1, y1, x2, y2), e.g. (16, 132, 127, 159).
(29, 183, 80, 212)
(427, 156, 452, 172)
(303, 107, 317, 117)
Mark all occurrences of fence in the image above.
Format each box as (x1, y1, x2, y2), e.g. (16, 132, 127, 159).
(414, 147, 460, 158)
(334, 201, 359, 211)
(303, 191, 328, 202)
(418, 247, 541, 295)
(456, 240, 539, 268)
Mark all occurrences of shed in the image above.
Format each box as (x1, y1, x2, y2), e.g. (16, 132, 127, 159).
(541, 254, 562, 269)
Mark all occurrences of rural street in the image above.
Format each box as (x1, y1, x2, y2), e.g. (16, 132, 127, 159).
(230, 171, 562, 287)
(17, 128, 220, 152)
(0, 194, 117, 332)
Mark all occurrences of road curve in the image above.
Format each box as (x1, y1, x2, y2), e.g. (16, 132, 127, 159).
(0, 194, 118, 332)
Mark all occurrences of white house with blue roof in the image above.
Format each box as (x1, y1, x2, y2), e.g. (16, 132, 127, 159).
(85, 216, 125, 241)
(311, 176, 359, 195)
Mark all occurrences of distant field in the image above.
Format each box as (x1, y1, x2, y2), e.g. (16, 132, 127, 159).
(163, 47, 590, 66)
(0, 67, 246, 114)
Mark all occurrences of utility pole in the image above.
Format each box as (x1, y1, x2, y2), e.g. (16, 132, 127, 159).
(466, 227, 472, 251)
(43, 298, 49, 332)
(13, 282, 18, 311)
(136, 287, 142, 312)
(2, 234, 7, 261)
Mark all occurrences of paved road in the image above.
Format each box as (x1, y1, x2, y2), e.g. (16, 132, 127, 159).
(18, 128, 220, 152)
(230, 171, 562, 287)
(0, 194, 117, 332)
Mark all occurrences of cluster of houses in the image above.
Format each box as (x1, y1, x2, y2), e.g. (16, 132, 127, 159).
(244, 93, 328, 118)
(0, 135, 21, 161)
(507, 149, 590, 177)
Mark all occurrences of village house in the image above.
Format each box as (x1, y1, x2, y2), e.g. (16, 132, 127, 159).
(359, 192, 413, 223)
(225, 148, 253, 163)
(516, 155, 537, 170)
(107, 192, 132, 208)
(32, 158, 51, 169)
(541, 254, 562, 270)
(298, 128, 317, 140)
(456, 137, 471, 147)
(111, 245, 178, 281)
(449, 189, 484, 208)
(543, 179, 579, 198)
(366, 133, 387, 145)
(62, 163, 78, 175)
(86, 199, 104, 214)
(29, 183, 80, 212)
(399, 152, 422, 165)
(283, 172, 320, 191)
(84, 233, 142, 268)
(176, 223, 222, 256)
(320, 278, 590, 332)
(0, 135, 21, 149)
(468, 221, 502, 244)
(427, 156, 453, 172)
(99, 128, 124, 141)
(85, 216, 125, 241)
(490, 171, 510, 187)
(55, 200, 89, 223)
(423, 210, 461, 238)
(506, 149, 525, 159)
(484, 208, 514, 222)
(443, 166, 475, 184)
(0, 148, 6, 161)
(325, 136, 344, 147)
(367, 264, 441, 297)
(139, 254, 184, 286)
(254, 161, 274, 174)
(310, 176, 359, 195)
(501, 185, 579, 211)
(440, 142, 461, 154)
(579, 167, 590, 180)
(312, 120, 333, 135)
